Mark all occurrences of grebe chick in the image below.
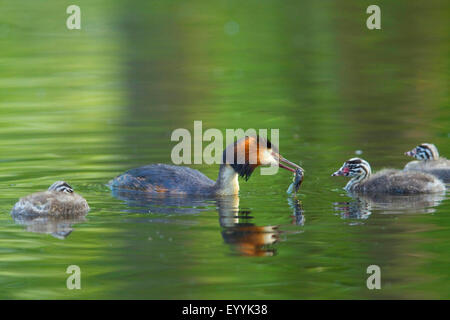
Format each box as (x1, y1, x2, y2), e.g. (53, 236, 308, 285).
(404, 143, 450, 182)
(109, 136, 303, 196)
(332, 158, 445, 194)
(11, 181, 89, 217)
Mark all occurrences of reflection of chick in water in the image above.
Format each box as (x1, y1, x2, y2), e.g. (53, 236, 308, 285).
(217, 197, 280, 257)
(333, 197, 371, 220)
(334, 191, 446, 219)
(11, 215, 86, 239)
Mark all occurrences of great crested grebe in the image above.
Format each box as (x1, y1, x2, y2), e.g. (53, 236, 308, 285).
(11, 181, 90, 217)
(332, 158, 445, 194)
(404, 143, 450, 182)
(109, 136, 303, 196)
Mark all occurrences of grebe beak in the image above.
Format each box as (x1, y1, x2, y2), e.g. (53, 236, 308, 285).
(278, 155, 304, 173)
(332, 170, 344, 176)
(405, 149, 415, 157)
(332, 166, 348, 176)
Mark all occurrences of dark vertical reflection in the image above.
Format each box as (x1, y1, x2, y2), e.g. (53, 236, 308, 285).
(121, 2, 187, 120)
(118, 1, 214, 165)
(115, 1, 198, 298)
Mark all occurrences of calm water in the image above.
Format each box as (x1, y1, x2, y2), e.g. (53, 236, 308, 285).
(0, 0, 449, 299)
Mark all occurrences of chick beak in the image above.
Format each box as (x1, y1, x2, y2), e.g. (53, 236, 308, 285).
(332, 166, 349, 176)
(405, 149, 415, 157)
(332, 170, 344, 177)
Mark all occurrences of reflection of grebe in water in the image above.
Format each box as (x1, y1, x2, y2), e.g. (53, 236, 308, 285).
(218, 197, 280, 257)
(112, 191, 304, 257)
(218, 196, 305, 256)
(333, 191, 446, 219)
(333, 197, 372, 220)
(11, 214, 86, 239)
(109, 136, 302, 196)
(111, 188, 216, 215)
(287, 197, 305, 226)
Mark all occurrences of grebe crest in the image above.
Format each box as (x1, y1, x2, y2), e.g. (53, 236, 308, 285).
(223, 136, 280, 181)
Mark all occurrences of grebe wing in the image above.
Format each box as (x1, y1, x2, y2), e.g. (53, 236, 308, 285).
(366, 169, 444, 194)
(425, 168, 450, 183)
(111, 164, 215, 192)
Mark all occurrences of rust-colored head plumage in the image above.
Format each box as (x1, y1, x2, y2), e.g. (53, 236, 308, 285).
(222, 136, 276, 180)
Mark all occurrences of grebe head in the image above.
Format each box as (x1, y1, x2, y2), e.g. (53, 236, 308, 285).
(405, 143, 439, 160)
(222, 136, 303, 180)
(332, 158, 372, 178)
(48, 181, 74, 193)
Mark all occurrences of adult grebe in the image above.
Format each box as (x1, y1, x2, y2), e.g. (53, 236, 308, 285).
(404, 143, 450, 182)
(109, 136, 303, 196)
(11, 181, 90, 217)
(332, 158, 445, 194)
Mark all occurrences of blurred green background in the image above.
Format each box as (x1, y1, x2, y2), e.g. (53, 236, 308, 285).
(0, 0, 448, 299)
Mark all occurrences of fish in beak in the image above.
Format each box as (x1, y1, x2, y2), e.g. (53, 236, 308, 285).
(272, 154, 304, 195)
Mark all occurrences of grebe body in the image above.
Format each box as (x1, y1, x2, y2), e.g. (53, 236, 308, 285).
(109, 136, 302, 196)
(404, 143, 450, 182)
(332, 158, 445, 194)
(110, 163, 218, 195)
(11, 181, 89, 217)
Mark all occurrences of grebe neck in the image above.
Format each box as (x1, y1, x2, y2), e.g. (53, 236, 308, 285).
(214, 164, 239, 196)
(345, 168, 371, 191)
